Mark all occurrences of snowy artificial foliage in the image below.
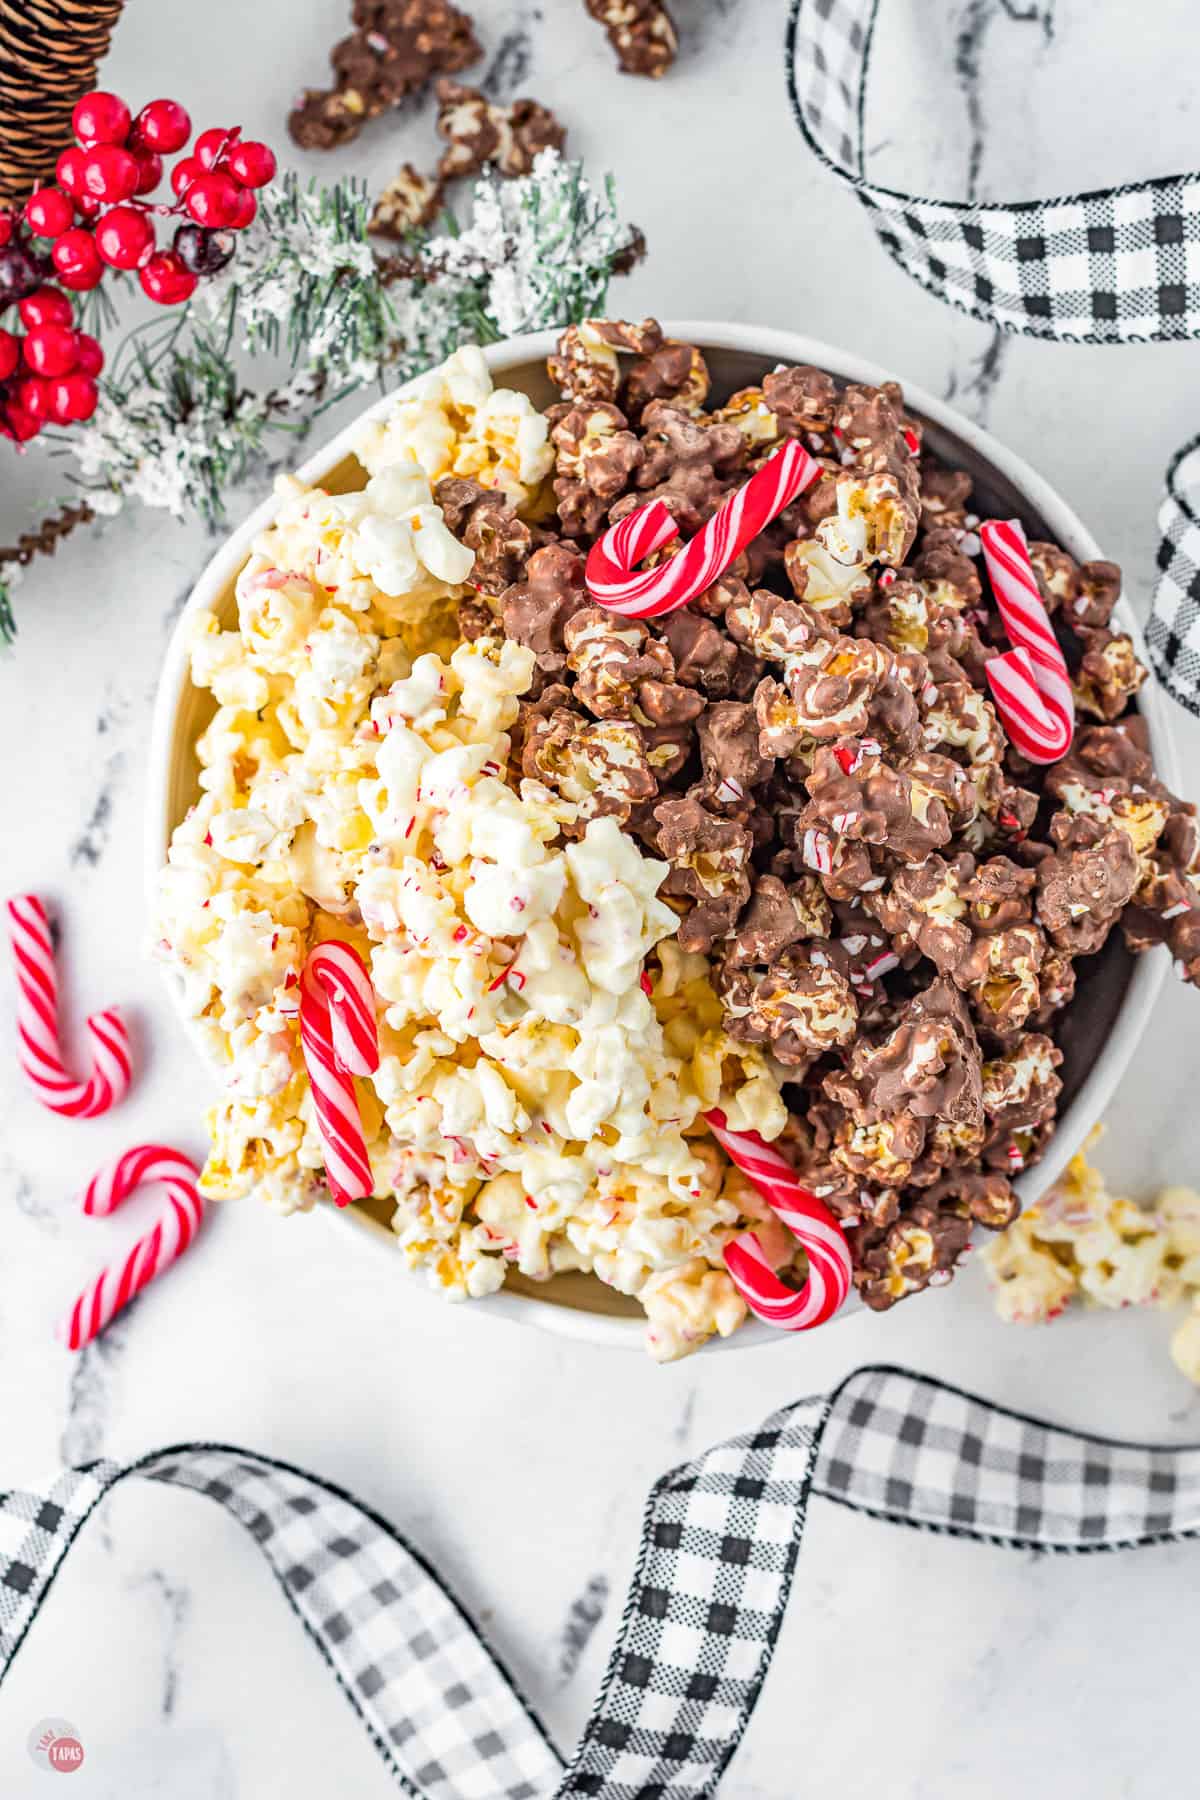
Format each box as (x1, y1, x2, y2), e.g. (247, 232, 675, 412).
(72, 152, 636, 523)
(0, 151, 640, 641)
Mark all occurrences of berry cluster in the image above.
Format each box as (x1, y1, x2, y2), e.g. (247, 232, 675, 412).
(0, 91, 277, 444)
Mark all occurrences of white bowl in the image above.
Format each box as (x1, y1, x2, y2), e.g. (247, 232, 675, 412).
(147, 322, 1174, 1352)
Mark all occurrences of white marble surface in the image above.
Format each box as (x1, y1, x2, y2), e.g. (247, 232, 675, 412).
(3, 1, 1200, 1794)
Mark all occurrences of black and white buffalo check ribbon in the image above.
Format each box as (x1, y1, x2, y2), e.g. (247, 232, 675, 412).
(1145, 435, 1200, 718)
(787, 0, 1200, 345)
(787, 0, 1200, 712)
(2, 1366, 1198, 1798)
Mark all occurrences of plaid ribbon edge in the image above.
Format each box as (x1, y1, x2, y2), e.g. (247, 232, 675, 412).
(0, 1441, 564, 1800)
(785, 0, 1200, 347)
(3, 1371, 1200, 1800)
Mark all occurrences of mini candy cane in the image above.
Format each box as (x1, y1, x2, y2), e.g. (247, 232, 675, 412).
(585, 438, 821, 619)
(299, 942, 380, 1208)
(705, 1109, 852, 1331)
(7, 894, 131, 1118)
(57, 1146, 204, 1351)
(980, 519, 1075, 764)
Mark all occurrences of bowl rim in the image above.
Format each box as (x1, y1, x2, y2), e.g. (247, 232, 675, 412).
(146, 319, 1173, 1353)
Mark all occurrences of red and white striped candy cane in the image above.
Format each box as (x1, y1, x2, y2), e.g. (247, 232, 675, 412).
(705, 1109, 853, 1331)
(6, 894, 132, 1118)
(57, 1145, 204, 1351)
(585, 438, 821, 619)
(980, 519, 1075, 764)
(299, 942, 380, 1208)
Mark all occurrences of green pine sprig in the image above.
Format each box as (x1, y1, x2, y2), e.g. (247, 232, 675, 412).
(0, 152, 642, 645)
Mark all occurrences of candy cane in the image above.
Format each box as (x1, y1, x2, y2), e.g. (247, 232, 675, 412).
(585, 438, 821, 619)
(704, 1109, 853, 1330)
(980, 519, 1075, 764)
(299, 942, 380, 1208)
(6, 894, 132, 1118)
(57, 1146, 204, 1351)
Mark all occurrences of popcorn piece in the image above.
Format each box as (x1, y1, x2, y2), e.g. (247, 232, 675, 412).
(369, 162, 445, 237)
(563, 607, 686, 721)
(784, 537, 873, 624)
(1072, 626, 1148, 721)
(548, 318, 664, 405)
(288, 0, 481, 151)
(435, 478, 532, 598)
(434, 78, 565, 183)
(985, 1145, 1200, 1379)
(762, 364, 837, 436)
(503, 543, 591, 673)
(653, 795, 754, 954)
(816, 468, 918, 569)
(1035, 816, 1140, 955)
(717, 947, 858, 1066)
(522, 706, 657, 826)
(1172, 1298, 1200, 1383)
(624, 343, 711, 420)
(358, 347, 553, 504)
(552, 401, 643, 536)
(584, 0, 678, 79)
(642, 1259, 746, 1361)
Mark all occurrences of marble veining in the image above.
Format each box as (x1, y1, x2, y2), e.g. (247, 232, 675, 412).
(482, 9, 542, 96)
(555, 1574, 610, 1685)
(1, 1, 1200, 1794)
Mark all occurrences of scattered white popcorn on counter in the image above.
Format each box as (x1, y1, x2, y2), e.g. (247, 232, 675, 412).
(153, 351, 794, 1361)
(983, 1137, 1200, 1384)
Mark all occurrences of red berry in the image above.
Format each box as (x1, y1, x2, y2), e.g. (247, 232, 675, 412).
(15, 375, 52, 420)
(80, 144, 140, 203)
(72, 90, 132, 147)
(18, 285, 73, 327)
(133, 151, 163, 196)
(48, 373, 98, 424)
(184, 171, 241, 228)
(0, 328, 18, 380)
(51, 228, 103, 291)
(74, 332, 104, 378)
(131, 98, 192, 154)
(2, 404, 42, 443)
(95, 205, 156, 269)
(226, 140, 276, 189)
(0, 211, 13, 248)
(228, 186, 257, 229)
(24, 188, 74, 238)
(170, 156, 203, 199)
(139, 251, 197, 305)
(55, 147, 89, 196)
(74, 195, 103, 220)
(23, 323, 78, 377)
(195, 126, 239, 169)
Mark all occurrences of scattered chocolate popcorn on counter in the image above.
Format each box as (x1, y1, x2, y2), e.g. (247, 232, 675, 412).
(438, 317, 1200, 1315)
(289, 0, 481, 152)
(369, 79, 568, 240)
(585, 0, 679, 78)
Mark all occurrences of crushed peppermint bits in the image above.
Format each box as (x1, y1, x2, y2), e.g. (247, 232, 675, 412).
(449, 317, 1200, 1313)
(156, 347, 796, 1363)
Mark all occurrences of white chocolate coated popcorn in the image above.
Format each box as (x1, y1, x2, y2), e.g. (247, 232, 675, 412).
(153, 350, 790, 1360)
(984, 1141, 1200, 1384)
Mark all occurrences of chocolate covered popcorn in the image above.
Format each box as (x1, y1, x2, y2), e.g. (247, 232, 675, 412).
(454, 318, 1200, 1315)
(585, 0, 678, 78)
(162, 318, 1200, 1356)
(289, 0, 481, 151)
